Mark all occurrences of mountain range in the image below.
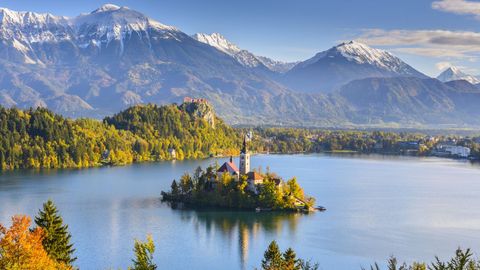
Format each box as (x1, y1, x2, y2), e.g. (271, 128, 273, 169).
(0, 4, 480, 127)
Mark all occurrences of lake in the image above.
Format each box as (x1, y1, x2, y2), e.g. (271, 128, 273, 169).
(1, 154, 480, 269)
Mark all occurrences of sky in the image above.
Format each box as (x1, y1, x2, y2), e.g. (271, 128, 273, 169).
(1, 0, 479, 77)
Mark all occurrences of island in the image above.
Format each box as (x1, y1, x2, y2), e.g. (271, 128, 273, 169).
(161, 135, 317, 212)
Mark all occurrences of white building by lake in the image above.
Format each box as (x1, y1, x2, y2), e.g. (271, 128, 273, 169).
(436, 144, 471, 158)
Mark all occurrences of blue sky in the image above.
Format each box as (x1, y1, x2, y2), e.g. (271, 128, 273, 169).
(1, 0, 480, 77)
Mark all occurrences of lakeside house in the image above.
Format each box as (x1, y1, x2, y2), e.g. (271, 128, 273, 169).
(168, 148, 176, 159)
(434, 144, 471, 158)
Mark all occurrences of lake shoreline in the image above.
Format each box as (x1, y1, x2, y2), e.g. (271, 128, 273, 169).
(0, 150, 477, 174)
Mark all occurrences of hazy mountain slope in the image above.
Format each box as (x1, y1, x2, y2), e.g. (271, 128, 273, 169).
(444, 80, 480, 93)
(337, 77, 480, 125)
(283, 41, 427, 93)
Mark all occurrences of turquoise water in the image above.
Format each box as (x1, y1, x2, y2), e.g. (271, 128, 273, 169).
(1, 154, 480, 269)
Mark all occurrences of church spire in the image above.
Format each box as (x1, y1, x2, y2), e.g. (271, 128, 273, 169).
(241, 135, 247, 154)
(239, 134, 250, 175)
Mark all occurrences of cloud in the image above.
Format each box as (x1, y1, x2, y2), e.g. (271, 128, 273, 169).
(435, 61, 453, 70)
(432, 0, 480, 19)
(356, 29, 480, 59)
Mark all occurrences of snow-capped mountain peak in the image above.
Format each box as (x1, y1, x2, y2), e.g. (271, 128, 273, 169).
(192, 32, 296, 72)
(437, 66, 480, 84)
(295, 40, 424, 77)
(91, 4, 122, 13)
(73, 4, 180, 53)
(192, 32, 241, 55)
(0, 7, 68, 26)
(74, 4, 176, 31)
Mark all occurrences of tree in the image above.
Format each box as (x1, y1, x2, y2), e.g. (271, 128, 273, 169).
(0, 215, 70, 270)
(298, 259, 319, 270)
(34, 199, 76, 265)
(170, 180, 180, 197)
(179, 173, 193, 195)
(258, 181, 279, 208)
(287, 177, 304, 199)
(283, 247, 300, 270)
(129, 235, 157, 270)
(262, 240, 283, 270)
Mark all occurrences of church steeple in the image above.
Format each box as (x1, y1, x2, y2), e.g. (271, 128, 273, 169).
(239, 134, 250, 175)
(241, 135, 247, 154)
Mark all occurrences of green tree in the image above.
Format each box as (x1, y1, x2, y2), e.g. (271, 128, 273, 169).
(179, 173, 194, 195)
(386, 256, 406, 270)
(34, 199, 76, 265)
(170, 180, 180, 197)
(287, 177, 304, 199)
(283, 247, 300, 270)
(129, 235, 157, 270)
(262, 240, 283, 270)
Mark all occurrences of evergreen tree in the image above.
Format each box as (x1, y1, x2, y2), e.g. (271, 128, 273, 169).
(262, 240, 284, 270)
(34, 199, 76, 265)
(283, 247, 300, 270)
(171, 180, 180, 197)
(129, 235, 157, 270)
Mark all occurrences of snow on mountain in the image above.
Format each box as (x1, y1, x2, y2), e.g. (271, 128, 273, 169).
(0, 4, 182, 61)
(0, 7, 73, 64)
(192, 32, 241, 55)
(192, 32, 295, 73)
(296, 41, 420, 75)
(283, 41, 427, 93)
(0, 8, 71, 41)
(437, 66, 480, 84)
(256, 56, 299, 73)
(73, 4, 181, 53)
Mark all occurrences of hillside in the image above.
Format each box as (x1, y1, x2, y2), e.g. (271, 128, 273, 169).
(0, 103, 240, 170)
(336, 77, 480, 126)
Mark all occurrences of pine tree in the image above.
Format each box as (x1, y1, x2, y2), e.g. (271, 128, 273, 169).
(34, 199, 76, 265)
(262, 240, 284, 270)
(171, 180, 180, 197)
(129, 235, 157, 270)
(283, 247, 300, 270)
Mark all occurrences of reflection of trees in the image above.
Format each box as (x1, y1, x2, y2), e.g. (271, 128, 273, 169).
(174, 209, 301, 269)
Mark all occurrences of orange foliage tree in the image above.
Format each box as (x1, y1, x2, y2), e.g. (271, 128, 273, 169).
(0, 215, 70, 270)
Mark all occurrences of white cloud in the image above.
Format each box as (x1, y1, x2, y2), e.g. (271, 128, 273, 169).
(432, 0, 480, 19)
(356, 29, 480, 59)
(435, 61, 453, 70)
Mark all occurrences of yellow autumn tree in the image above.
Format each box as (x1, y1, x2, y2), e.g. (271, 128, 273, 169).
(0, 215, 70, 270)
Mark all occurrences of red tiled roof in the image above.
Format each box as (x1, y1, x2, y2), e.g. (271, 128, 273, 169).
(247, 172, 263, 181)
(217, 161, 239, 174)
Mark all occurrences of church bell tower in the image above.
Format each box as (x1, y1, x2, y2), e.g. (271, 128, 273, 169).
(239, 135, 250, 175)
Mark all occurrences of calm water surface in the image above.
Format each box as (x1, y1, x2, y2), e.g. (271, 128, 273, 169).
(1, 154, 480, 270)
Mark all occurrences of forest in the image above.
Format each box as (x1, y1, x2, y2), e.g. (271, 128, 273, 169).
(0, 103, 239, 170)
(0, 103, 479, 171)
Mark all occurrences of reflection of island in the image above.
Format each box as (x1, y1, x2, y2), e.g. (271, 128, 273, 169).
(174, 209, 302, 269)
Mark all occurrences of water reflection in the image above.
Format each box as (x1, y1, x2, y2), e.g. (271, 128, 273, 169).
(173, 207, 302, 269)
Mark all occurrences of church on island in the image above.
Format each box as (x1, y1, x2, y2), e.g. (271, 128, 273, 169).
(216, 136, 280, 193)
